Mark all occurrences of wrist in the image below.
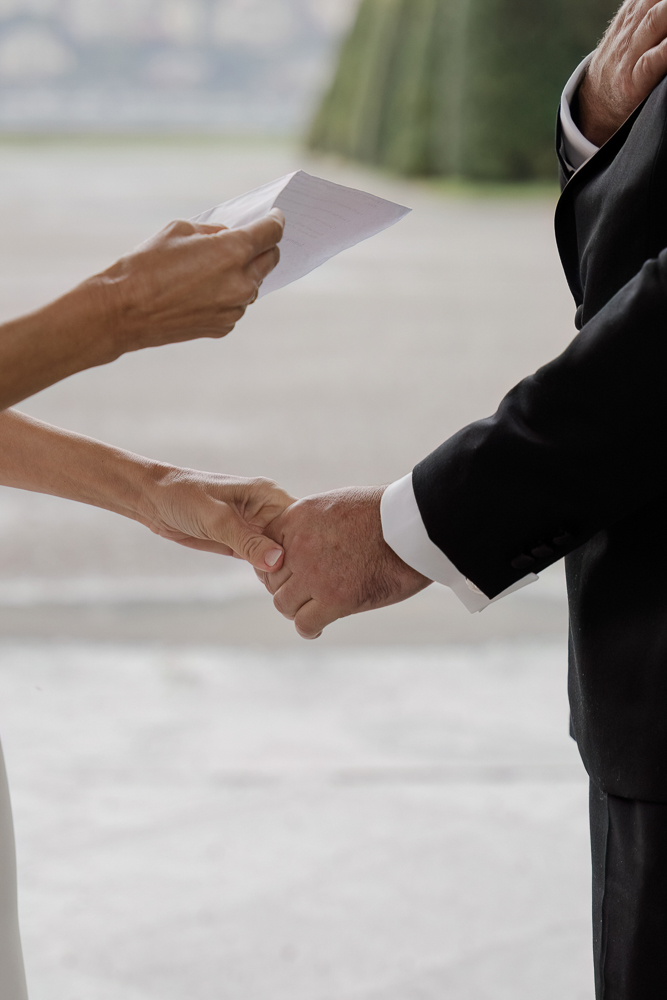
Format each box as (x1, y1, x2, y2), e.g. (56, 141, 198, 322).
(72, 438, 176, 528)
(75, 266, 134, 363)
(367, 484, 424, 578)
(62, 252, 154, 365)
(43, 275, 125, 369)
(92, 254, 145, 358)
(577, 69, 627, 148)
(128, 459, 179, 528)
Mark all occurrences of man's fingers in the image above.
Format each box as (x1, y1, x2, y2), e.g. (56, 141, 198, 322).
(616, 0, 664, 39)
(294, 599, 335, 640)
(635, 0, 667, 48)
(274, 580, 340, 639)
(273, 575, 312, 619)
(627, 0, 667, 68)
(262, 563, 292, 596)
(235, 209, 285, 262)
(635, 31, 667, 89)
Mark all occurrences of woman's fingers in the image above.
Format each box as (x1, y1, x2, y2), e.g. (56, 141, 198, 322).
(247, 246, 280, 286)
(158, 499, 284, 572)
(214, 477, 297, 529)
(233, 209, 285, 264)
(171, 537, 235, 556)
(144, 471, 297, 573)
(101, 207, 285, 353)
(189, 223, 229, 234)
(238, 212, 284, 293)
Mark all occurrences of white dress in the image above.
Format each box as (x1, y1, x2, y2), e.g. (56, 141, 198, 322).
(0, 742, 28, 999)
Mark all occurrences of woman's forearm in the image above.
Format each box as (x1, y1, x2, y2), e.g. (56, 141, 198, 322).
(0, 409, 161, 521)
(0, 409, 293, 572)
(0, 283, 120, 412)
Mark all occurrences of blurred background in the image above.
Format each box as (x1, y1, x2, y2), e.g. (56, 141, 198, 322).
(0, 0, 358, 132)
(0, 1, 616, 998)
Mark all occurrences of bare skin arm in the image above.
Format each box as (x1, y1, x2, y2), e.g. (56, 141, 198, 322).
(578, 0, 667, 146)
(0, 409, 296, 573)
(0, 211, 284, 411)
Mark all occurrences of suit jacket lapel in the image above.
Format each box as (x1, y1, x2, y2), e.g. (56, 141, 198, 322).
(555, 99, 649, 305)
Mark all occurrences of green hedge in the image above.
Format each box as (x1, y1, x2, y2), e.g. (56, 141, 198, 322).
(307, 0, 619, 180)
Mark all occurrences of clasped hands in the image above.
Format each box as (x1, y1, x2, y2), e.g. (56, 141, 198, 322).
(0, 198, 428, 637)
(254, 486, 430, 639)
(151, 0, 667, 637)
(141, 469, 429, 640)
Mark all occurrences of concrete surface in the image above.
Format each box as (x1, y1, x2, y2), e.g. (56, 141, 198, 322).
(0, 640, 590, 1000)
(0, 138, 592, 998)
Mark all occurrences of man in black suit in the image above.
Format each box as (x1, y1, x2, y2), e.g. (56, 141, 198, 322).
(258, 1, 667, 993)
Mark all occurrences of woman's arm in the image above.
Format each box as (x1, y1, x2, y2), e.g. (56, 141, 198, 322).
(0, 212, 283, 411)
(0, 409, 295, 572)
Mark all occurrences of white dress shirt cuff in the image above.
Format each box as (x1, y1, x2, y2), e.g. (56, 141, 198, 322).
(380, 474, 537, 614)
(560, 52, 599, 171)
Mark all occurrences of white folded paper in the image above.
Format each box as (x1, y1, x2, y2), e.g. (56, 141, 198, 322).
(192, 170, 411, 297)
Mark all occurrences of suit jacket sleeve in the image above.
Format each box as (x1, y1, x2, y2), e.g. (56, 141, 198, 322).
(412, 250, 667, 598)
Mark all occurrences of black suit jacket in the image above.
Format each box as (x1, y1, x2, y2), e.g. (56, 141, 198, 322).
(413, 78, 667, 801)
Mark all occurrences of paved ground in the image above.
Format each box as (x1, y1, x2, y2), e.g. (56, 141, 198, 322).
(0, 640, 590, 1000)
(0, 138, 591, 998)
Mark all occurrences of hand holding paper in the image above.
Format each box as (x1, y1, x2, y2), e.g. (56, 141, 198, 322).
(193, 170, 411, 296)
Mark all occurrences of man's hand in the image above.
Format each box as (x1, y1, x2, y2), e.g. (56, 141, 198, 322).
(257, 486, 431, 639)
(96, 209, 284, 356)
(578, 0, 667, 147)
(139, 469, 297, 573)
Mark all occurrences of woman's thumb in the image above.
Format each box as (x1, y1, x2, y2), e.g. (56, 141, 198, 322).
(223, 510, 284, 572)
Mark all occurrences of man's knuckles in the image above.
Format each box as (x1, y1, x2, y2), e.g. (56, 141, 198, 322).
(296, 626, 323, 641)
(294, 603, 331, 639)
(641, 0, 666, 35)
(274, 603, 296, 622)
(273, 589, 299, 619)
(263, 566, 291, 596)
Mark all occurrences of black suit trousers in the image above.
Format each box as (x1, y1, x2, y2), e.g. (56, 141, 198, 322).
(590, 783, 667, 998)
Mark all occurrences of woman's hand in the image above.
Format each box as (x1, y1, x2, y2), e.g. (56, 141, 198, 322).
(138, 467, 297, 572)
(0, 210, 284, 411)
(99, 211, 284, 355)
(0, 410, 297, 574)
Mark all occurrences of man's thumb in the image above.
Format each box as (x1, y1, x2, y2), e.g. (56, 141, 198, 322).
(225, 513, 284, 572)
